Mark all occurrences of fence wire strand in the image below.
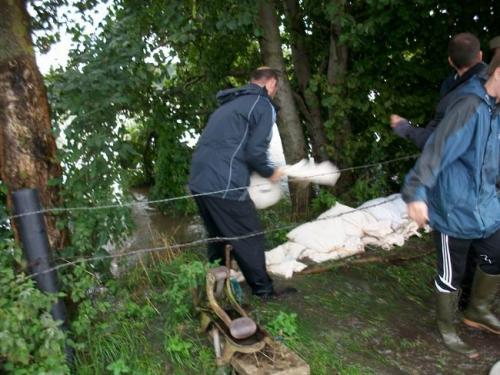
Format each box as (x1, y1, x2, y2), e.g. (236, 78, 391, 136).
(5, 154, 418, 221)
(24, 195, 402, 279)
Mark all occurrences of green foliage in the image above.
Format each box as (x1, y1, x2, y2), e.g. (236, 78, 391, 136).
(350, 168, 392, 204)
(106, 358, 131, 375)
(70, 252, 215, 373)
(163, 333, 193, 367)
(0, 241, 68, 374)
(311, 189, 337, 214)
(259, 199, 294, 247)
(266, 311, 299, 344)
(7, 1, 497, 373)
(162, 259, 209, 319)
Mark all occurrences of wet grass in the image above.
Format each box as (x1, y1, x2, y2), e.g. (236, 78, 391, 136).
(248, 235, 500, 374)
(76, 235, 499, 374)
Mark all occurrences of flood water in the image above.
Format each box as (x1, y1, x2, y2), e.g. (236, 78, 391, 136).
(110, 187, 205, 274)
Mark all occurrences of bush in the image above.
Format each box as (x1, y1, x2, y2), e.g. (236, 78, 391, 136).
(0, 241, 68, 374)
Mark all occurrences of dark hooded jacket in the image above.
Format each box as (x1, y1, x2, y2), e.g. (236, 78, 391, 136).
(394, 62, 488, 149)
(189, 83, 277, 200)
(402, 74, 500, 239)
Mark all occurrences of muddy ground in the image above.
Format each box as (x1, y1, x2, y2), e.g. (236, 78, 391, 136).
(125, 191, 498, 374)
(247, 236, 500, 375)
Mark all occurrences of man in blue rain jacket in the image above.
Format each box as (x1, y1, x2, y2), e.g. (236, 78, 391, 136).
(402, 54, 500, 357)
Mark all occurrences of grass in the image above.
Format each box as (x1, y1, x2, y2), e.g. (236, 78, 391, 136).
(73, 232, 500, 374)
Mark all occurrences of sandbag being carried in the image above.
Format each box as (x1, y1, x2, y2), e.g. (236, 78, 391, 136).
(249, 159, 340, 209)
(283, 159, 340, 186)
(248, 174, 282, 209)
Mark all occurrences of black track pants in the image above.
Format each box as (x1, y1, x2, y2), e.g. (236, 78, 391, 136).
(433, 229, 500, 293)
(193, 193, 274, 295)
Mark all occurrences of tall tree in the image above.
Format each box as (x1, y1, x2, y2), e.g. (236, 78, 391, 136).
(258, 0, 311, 213)
(0, 0, 66, 249)
(283, 0, 330, 162)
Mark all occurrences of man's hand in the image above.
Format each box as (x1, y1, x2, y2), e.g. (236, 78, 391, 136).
(407, 201, 429, 228)
(269, 168, 283, 183)
(390, 114, 407, 129)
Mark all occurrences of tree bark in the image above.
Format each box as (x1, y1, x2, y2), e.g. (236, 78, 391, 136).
(258, 0, 311, 215)
(0, 0, 66, 250)
(327, 0, 351, 169)
(283, 0, 330, 162)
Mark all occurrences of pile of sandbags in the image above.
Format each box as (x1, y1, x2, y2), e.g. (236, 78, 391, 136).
(266, 194, 421, 278)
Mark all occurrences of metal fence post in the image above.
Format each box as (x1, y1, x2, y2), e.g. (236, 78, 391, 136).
(12, 188, 73, 367)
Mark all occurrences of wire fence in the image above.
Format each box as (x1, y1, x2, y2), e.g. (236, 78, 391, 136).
(5, 153, 420, 279)
(5, 153, 418, 221)
(26, 194, 404, 278)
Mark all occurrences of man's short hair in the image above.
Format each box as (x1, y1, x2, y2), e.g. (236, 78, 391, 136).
(250, 67, 279, 82)
(448, 33, 480, 69)
(489, 36, 500, 51)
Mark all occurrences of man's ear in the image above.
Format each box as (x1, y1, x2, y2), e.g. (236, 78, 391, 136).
(478, 50, 483, 62)
(448, 56, 456, 69)
(494, 67, 500, 81)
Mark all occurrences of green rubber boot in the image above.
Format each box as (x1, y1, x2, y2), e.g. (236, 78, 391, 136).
(436, 290, 479, 358)
(463, 267, 500, 335)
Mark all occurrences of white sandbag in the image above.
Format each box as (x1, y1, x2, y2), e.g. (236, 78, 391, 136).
(319, 203, 379, 238)
(318, 202, 355, 220)
(265, 244, 287, 265)
(362, 220, 394, 238)
(263, 193, 423, 278)
(249, 155, 339, 209)
(287, 217, 347, 253)
(301, 245, 363, 263)
(344, 235, 365, 253)
(284, 241, 307, 260)
(358, 194, 408, 228)
(268, 260, 308, 279)
(381, 232, 406, 248)
(362, 236, 380, 246)
(248, 173, 282, 209)
(283, 159, 340, 186)
(398, 221, 421, 239)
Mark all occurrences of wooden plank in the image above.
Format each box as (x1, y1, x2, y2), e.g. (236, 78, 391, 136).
(231, 339, 309, 375)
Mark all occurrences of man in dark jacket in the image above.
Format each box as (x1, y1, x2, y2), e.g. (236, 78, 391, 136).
(402, 55, 500, 357)
(189, 67, 293, 299)
(391, 33, 492, 311)
(390, 33, 487, 149)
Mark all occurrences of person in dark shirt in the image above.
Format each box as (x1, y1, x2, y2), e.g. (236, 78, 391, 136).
(390, 33, 487, 150)
(189, 67, 295, 299)
(402, 53, 500, 357)
(391, 34, 497, 312)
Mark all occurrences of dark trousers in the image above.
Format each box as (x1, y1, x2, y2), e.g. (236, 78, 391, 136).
(193, 193, 274, 295)
(433, 229, 500, 294)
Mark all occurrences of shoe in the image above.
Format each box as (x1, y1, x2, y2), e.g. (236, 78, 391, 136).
(463, 266, 500, 335)
(257, 287, 298, 300)
(436, 290, 479, 358)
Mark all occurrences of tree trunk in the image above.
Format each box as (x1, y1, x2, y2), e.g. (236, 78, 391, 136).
(282, 0, 330, 162)
(0, 0, 66, 250)
(327, 0, 351, 169)
(258, 0, 311, 216)
(323, 0, 355, 196)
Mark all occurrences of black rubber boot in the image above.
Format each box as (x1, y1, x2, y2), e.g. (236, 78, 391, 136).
(436, 290, 479, 358)
(463, 267, 500, 335)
